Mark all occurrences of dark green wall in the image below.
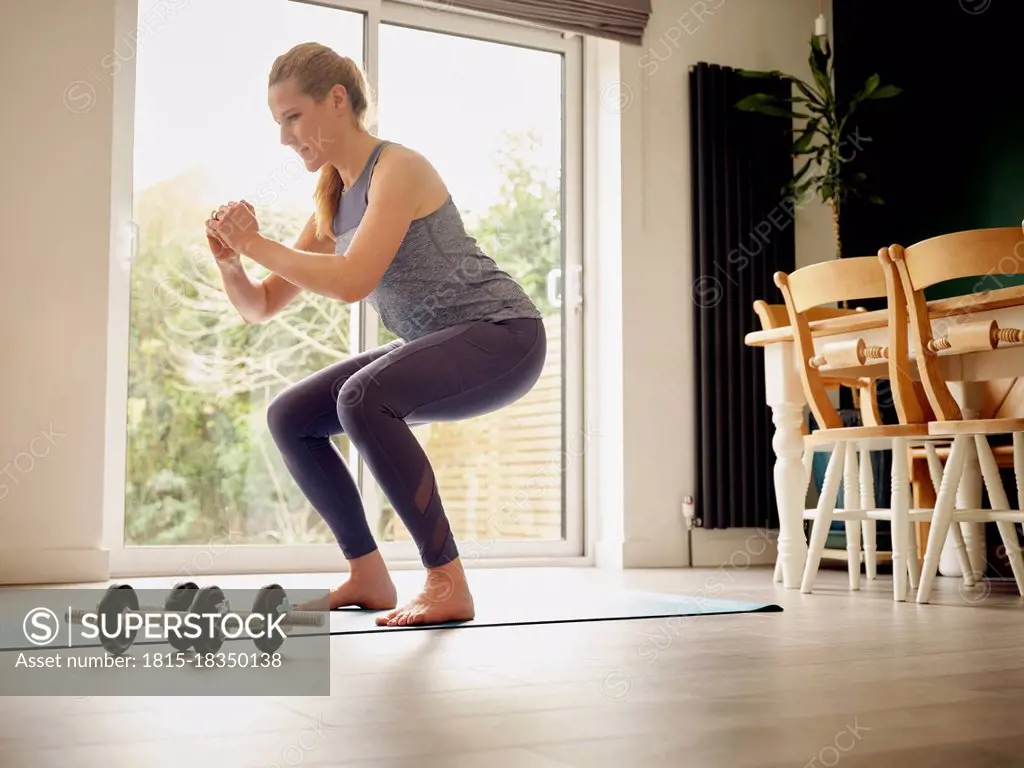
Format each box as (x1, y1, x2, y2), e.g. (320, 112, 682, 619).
(833, 0, 1024, 299)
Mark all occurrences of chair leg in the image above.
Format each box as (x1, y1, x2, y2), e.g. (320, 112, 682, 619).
(859, 445, 878, 580)
(1014, 433, 1024, 587)
(1014, 432, 1024, 512)
(802, 442, 846, 594)
(974, 434, 1024, 597)
(843, 441, 862, 591)
(924, 442, 975, 587)
(906, 516, 921, 589)
(890, 437, 910, 602)
(918, 435, 969, 604)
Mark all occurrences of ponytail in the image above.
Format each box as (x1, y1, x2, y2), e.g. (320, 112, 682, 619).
(313, 164, 343, 241)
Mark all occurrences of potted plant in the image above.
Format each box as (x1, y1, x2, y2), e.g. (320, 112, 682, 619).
(734, 34, 902, 258)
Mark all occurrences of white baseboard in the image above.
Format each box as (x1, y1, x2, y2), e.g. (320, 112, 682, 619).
(0, 548, 109, 585)
(689, 528, 778, 568)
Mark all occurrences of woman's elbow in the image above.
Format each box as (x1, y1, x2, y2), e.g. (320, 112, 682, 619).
(239, 307, 268, 324)
(334, 281, 372, 304)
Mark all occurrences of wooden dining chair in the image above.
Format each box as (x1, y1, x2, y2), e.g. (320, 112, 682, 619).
(773, 254, 955, 600)
(883, 226, 1024, 603)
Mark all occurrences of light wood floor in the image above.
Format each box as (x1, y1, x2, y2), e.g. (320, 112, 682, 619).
(2, 565, 1024, 767)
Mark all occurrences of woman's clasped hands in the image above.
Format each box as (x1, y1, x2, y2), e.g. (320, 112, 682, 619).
(205, 199, 261, 259)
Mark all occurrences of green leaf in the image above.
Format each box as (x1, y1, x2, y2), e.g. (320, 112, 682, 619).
(867, 84, 902, 99)
(809, 35, 832, 96)
(859, 73, 880, 99)
(846, 74, 884, 120)
(793, 119, 820, 153)
(868, 195, 885, 205)
(736, 95, 811, 120)
(810, 35, 828, 72)
(735, 93, 783, 110)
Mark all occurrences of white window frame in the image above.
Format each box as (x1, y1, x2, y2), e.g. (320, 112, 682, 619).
(104, 0, 587, 578)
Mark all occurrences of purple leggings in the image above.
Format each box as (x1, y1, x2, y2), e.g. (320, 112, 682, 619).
(266, 317, 546, 568)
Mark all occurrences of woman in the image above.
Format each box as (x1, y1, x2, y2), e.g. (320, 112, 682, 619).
(206, 42, 546, 627)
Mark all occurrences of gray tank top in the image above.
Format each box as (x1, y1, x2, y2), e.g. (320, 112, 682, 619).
(333, 140, 542, 342)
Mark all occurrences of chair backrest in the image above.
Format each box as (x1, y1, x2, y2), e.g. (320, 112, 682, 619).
(886, 226, 1024, 421)
(752, 302, 869, 404)
(752, 301, 866, 331)
(774, 253, 926, 430)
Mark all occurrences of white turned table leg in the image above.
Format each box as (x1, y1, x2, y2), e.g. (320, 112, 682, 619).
(764, 343, 808, 589)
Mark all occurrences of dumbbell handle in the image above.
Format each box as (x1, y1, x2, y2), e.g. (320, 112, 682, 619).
(65, 608, 91, 624)
(65, 605, 324, 628)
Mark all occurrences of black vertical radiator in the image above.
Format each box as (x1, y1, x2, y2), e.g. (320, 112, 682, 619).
(689, 62, 796, 530)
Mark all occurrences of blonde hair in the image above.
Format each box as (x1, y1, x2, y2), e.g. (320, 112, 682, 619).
(269, 42, 377, 240)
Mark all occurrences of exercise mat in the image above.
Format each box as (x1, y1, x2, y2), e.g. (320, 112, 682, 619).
(329, 587, 782, 634)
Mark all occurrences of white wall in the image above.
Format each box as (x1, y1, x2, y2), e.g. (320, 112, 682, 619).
(0, 0, 122, 582)
(610, 0, 834, 566)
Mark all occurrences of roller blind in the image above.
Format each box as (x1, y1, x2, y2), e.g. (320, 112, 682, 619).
(443, 0, 652, 45)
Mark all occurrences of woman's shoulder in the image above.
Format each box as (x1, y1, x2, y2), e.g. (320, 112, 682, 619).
(369, 141, 450, 217)
(370, 141, 422, 177)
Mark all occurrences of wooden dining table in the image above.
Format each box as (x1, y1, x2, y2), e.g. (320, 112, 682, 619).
(744, 283, 1024, 589)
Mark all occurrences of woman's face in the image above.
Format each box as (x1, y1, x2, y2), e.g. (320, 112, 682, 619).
(268, 78, 340, 171)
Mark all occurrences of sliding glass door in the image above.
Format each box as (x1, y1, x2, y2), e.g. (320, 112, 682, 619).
(111, 0, 583, 576)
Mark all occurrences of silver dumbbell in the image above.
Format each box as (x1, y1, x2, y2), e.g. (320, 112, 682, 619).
(65, 582, 325, 656)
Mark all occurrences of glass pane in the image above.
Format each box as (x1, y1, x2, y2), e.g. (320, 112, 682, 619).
(375, 24, 565, 549)
(124, 0, 364, 546)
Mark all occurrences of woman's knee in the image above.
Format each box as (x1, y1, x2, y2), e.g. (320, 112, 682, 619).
(336, 373, 383, 432)
(267, 385, 317, 443)
(266, 391, 296, 443)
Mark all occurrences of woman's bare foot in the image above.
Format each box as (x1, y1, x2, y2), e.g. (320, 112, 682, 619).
(296, 550, 398, 611)
(375, 557, 475, 627)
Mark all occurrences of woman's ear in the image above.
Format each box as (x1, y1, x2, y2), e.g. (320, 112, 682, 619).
(329, 83, 350, 114)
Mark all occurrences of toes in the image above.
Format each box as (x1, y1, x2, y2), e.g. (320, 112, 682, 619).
(378, 603, 435, 628)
